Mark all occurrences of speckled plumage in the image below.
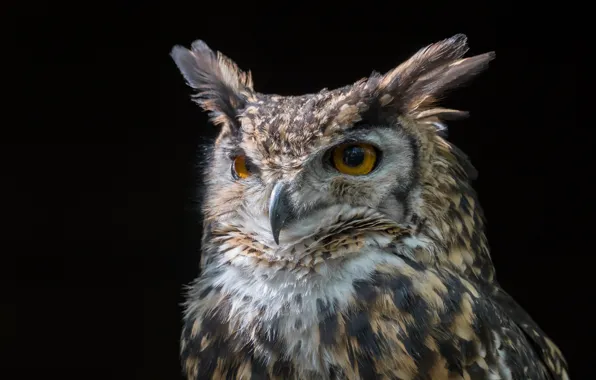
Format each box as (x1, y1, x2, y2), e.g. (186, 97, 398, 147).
(171, 35, 569, 380)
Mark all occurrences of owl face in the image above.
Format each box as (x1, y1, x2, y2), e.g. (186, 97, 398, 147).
(172, 35, 494, 257)
(208, 107, 418, 246)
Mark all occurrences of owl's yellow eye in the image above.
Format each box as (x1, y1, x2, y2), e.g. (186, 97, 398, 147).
(331, 143, 378, 176)
(232, 155, 251, 179)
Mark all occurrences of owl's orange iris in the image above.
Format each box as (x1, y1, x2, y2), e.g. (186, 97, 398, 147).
(332, 143, 377, 176)
(233, 155, 251, 179)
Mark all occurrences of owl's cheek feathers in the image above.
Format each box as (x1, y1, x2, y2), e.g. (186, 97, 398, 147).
(204, 185, 246, 219)
(209, 173, 400, 245)
(328, 177, 380, 204)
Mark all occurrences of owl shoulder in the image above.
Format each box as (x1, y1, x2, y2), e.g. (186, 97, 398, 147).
(340, 260, 561, 379)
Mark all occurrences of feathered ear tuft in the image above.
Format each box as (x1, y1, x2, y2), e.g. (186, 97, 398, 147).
(171, 40, 254, 130)
(379, 34, 494, 122)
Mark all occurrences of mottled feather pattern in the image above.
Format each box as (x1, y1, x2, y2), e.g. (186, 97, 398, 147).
(378, 34, 494, 115)
(181, 249, 556, 380)
(210, 206, 413, 270)
(171, 34, 569, 380)
(171, 40, 255, 131)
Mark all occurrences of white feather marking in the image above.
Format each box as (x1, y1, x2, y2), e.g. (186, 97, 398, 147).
(493, 331, 513, 380)
(205, 246, 409, 373)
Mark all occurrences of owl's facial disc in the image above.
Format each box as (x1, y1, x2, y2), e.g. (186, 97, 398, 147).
(231, 127, 418, 246)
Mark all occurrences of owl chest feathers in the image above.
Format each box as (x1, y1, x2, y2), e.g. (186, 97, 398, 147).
(222, 248, 402, 361)
(183, 230, 555, 380)
(187, 241, 409, 375)
(187, 233, 481, 380)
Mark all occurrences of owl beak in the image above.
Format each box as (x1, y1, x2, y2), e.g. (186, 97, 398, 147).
(269, 182, 293, 245)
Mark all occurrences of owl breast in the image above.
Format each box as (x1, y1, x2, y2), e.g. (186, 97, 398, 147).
(204, 244, 412, 376)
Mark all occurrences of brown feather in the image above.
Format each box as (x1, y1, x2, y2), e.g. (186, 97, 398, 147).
(378, 33, 470, 93)
(377, 34, 495, 119)
(407, 52, 495, 113)
(170, 40, 254, 129)
(414, 108, 470, 121)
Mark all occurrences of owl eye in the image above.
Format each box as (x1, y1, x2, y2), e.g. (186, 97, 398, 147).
(232, 155, 252, 179)
(331, 142, 378, 176)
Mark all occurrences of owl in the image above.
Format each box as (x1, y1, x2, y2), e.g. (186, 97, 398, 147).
(171, 34, 569, 380)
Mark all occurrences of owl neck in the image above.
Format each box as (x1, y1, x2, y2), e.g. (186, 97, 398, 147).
(414, 140, 496, 285)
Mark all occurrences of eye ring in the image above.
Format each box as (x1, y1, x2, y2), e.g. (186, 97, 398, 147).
(331, 142, 378, 176)
(231, 155, 251, 179)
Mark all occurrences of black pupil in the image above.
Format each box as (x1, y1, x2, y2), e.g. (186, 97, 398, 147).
(343, 145, 365, 167)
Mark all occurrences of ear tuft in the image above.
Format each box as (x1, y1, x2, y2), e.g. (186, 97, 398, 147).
(378, 34, 494, 121)
(171, 40, 254, 128)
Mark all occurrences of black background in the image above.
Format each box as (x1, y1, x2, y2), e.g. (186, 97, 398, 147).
(5, 1, 591, 379)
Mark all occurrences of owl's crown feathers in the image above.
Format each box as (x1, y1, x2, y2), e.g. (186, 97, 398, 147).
(171, 34, 494, 136)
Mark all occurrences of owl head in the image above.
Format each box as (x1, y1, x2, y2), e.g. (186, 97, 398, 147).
(172, 35, 495, 275)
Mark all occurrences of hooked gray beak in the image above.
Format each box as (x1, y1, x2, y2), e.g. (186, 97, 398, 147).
(268, 182, 295, 245)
